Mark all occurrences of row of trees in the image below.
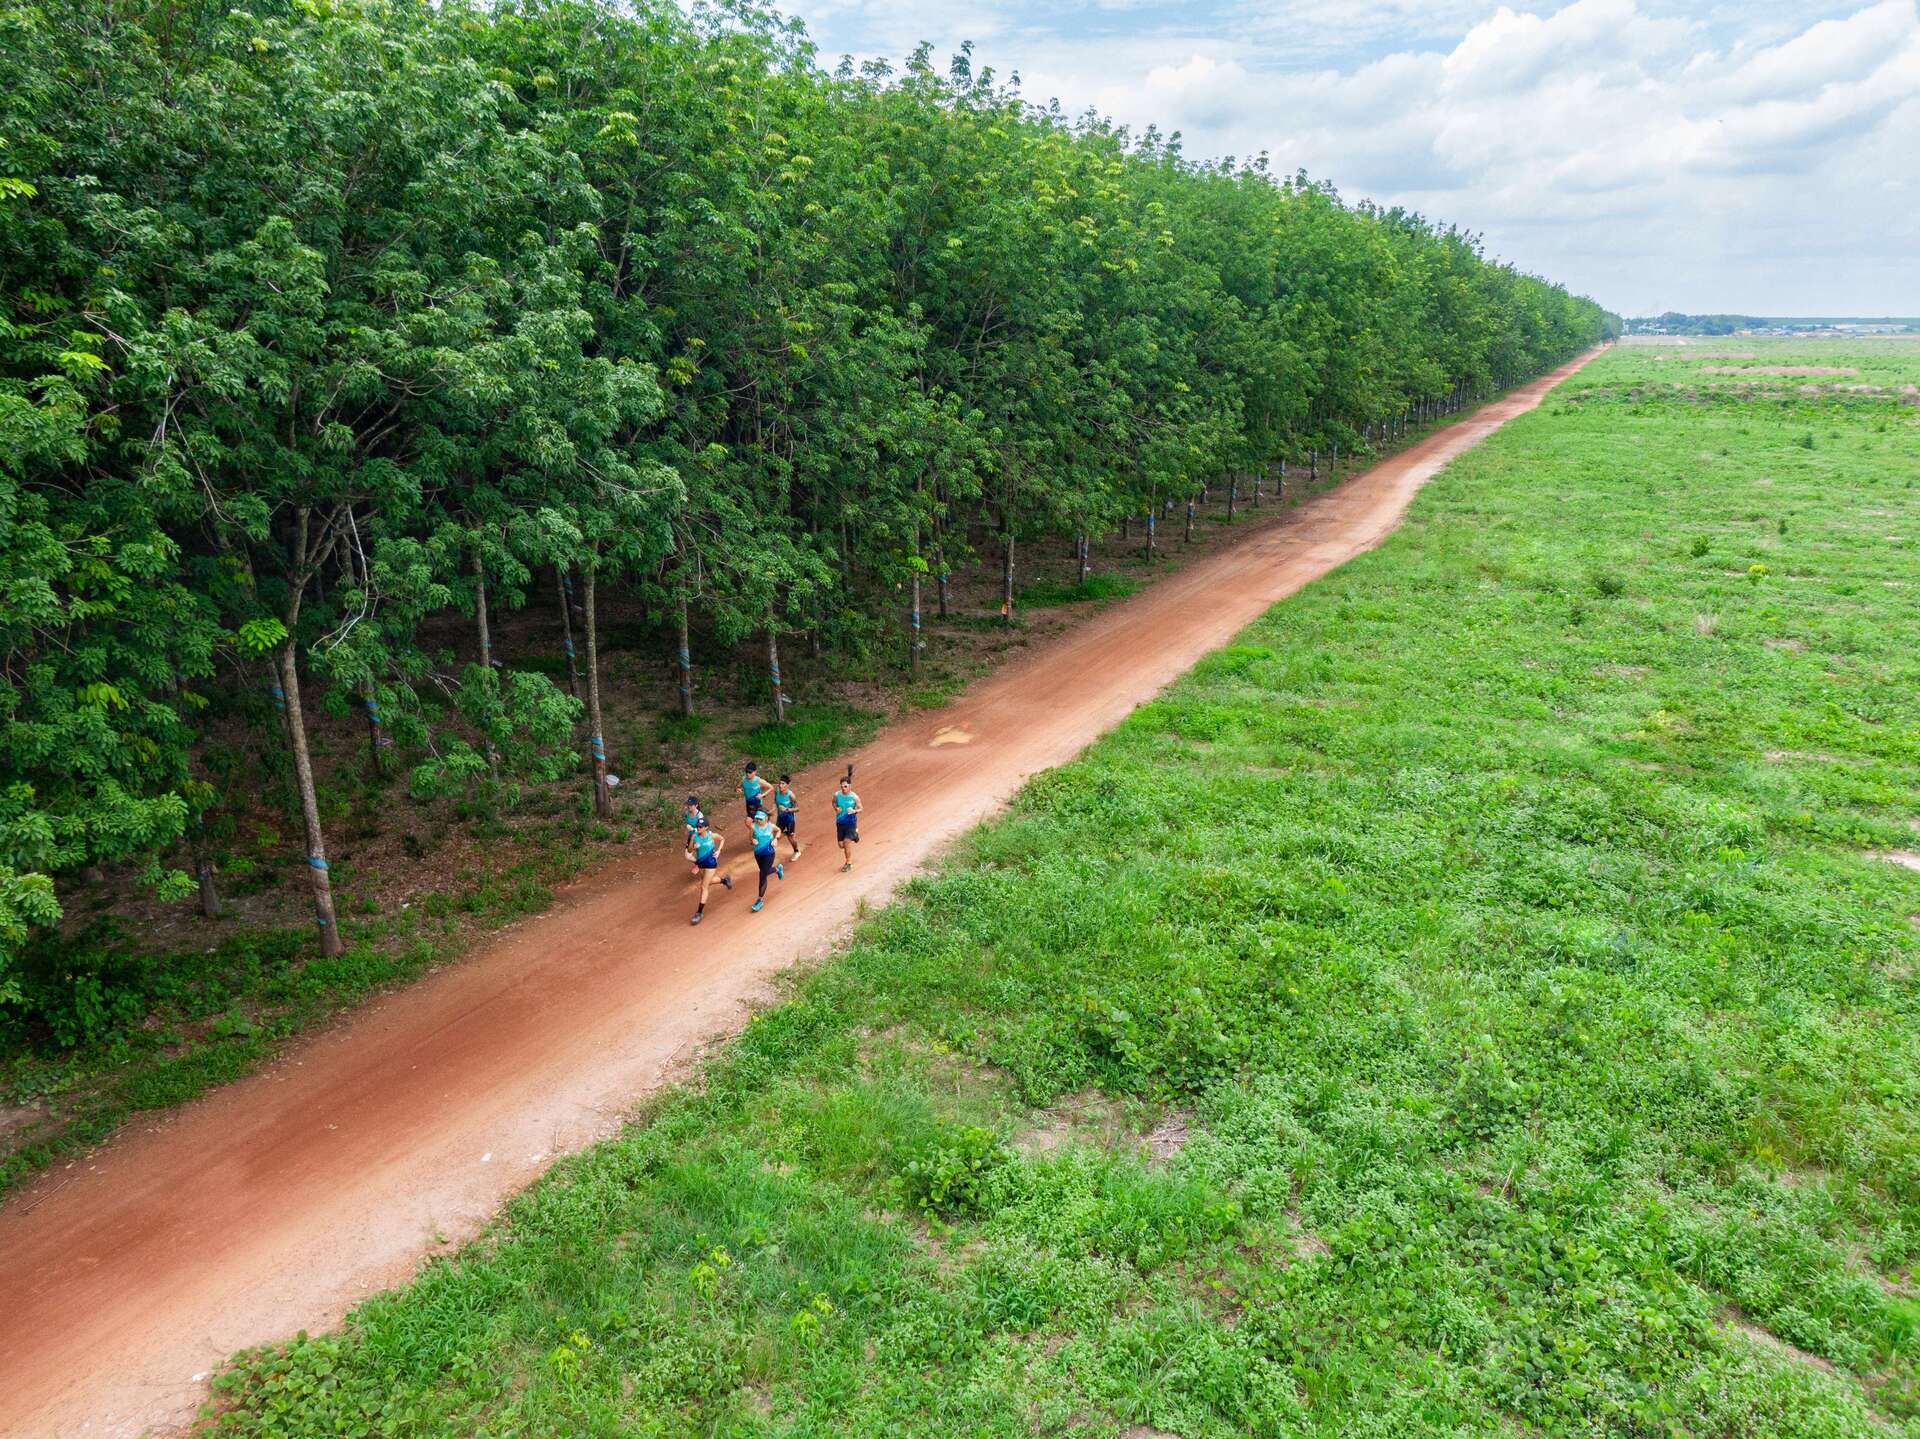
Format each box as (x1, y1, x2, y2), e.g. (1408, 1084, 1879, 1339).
(0, 0, 1617, 979)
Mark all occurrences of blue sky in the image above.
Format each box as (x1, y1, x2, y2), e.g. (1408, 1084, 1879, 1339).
(792, 0, 1920, 316)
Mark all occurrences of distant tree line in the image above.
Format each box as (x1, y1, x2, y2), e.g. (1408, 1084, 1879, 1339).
(1628, 312, 1920, 336)
(0, 0, 1617, 976)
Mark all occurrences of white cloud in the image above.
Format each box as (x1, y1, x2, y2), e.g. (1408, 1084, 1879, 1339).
(793, 0, 1920, 314)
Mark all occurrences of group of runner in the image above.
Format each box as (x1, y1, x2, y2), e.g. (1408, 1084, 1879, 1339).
(682, 762, 863, 925)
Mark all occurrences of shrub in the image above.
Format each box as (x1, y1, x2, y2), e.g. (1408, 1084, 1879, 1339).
(901, 1123, 1009, 1216)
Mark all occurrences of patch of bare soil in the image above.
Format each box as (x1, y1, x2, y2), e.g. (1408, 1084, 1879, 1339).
(1284, 1215, 1330, 1259)
(0, 1103, 42, 1143)
(1013, 1090, 1131, 1157)
(1876, 851, 1920, 873)
(1723, 1307, 1838, 1376)
(1764, 749, 1859, 765)
(1012, 1094, 1193, 1167)
(1143, 1110, 1191, 1165)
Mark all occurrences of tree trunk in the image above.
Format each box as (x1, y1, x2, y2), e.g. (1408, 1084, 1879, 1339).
(193, 841, 222, 920)
(1183, 497, 1195, 543)
(1121, 515, 1131, 541)
(1310, 448, 1318, 483)
(1077, 533, 1090, 586)
(1227, 473, 1237, 522)
(473, 551, 493, 670)
(767, 620, 786, 724)
(909, 568, 923, 679)
(1001, 531, 1015, 626)
(1252, 470, 1262, 507)
(582, 564, 612, 819)
(1144, 503, 1156, 563)
(473, 551, 498, 779)
(276, 642, 344, 957)
(186, 777, 222, 921)
(676, 592, 694, 717)
(556, 567, 581, 701)
(1278, 460, 1287, 501)
(174, 673, 224, 920)
(936, 547, 950, 618)
(361, 681, 384, 778)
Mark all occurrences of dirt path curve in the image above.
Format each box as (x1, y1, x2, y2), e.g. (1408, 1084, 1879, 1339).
(0, 351, 1600, 1438)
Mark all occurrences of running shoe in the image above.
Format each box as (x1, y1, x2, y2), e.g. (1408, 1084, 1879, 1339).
(690, 911, 703, 925)
(751, 898, 764, 912)
(775, 864, 784, 880)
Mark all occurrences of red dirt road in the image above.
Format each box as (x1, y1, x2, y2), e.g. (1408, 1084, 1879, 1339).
(0, 352, 1599, 1438)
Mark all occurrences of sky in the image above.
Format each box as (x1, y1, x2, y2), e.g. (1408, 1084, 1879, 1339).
(790, 0, 1920, 318)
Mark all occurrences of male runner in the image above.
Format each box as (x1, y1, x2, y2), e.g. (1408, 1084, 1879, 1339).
(741, 762, 770, 820)
(833, 776, 862, 872)
(773, 774, 802, 859)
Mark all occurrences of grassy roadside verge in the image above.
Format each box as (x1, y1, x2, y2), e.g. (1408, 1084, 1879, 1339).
(202, 342, 1920, 1435)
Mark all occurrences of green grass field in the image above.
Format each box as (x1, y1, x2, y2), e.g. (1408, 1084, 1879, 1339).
(203, 343, 1920, 1437)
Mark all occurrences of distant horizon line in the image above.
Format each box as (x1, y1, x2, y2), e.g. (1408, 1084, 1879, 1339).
(1626, 314, 1920, 322)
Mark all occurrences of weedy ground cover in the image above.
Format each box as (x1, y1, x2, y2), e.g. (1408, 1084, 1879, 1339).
(204, 343, 1920, 1436)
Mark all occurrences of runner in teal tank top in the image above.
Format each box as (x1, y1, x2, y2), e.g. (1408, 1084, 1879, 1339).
(688, 818, 732, 925)
(773, 775, 802, 860)
(746, 810, 786, 911)
(833, 778, 862, 872)
(682, 795, 705, 876)
(740, 762, 769, 820)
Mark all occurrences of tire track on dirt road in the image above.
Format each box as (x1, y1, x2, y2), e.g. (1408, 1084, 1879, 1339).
(0, 349, 1603, 1438)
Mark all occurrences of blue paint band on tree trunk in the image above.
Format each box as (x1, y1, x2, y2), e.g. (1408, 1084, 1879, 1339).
(770, 664, 780, 684)
(590, 735, 606, 759)
(270, 684, 286, 711)
(308, 855, 329, 870)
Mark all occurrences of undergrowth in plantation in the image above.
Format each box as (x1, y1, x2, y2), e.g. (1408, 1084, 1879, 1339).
(205, 343, 1920, 1436)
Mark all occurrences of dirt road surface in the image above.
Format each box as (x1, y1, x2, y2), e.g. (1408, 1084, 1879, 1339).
(0, 352, 1600, 1438)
